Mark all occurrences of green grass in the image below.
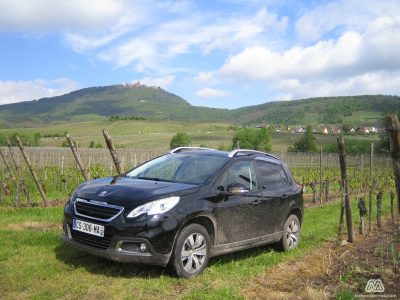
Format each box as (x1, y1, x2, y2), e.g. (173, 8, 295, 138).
(0, 119, 236, 151)
(0, 194, 393, 299)
(342, 111, 382, 125)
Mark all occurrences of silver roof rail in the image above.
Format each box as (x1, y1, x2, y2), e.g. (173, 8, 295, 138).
(169, 147, 217, 154)
(228, 149, 280, 160)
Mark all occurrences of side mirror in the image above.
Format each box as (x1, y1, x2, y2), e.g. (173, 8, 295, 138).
(226, 183, 250, 195)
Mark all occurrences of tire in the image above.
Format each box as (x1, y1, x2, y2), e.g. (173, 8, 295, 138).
(279, 215, 301, 251)
(169, 223, 210, 278)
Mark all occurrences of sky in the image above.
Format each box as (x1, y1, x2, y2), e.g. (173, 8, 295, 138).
(0, 0, 400, 109)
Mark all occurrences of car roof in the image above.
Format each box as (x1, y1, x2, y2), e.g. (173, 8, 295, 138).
(169, 147, 281, 163)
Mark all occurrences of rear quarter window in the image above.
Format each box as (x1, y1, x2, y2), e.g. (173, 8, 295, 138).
(256, 161, 289, 190)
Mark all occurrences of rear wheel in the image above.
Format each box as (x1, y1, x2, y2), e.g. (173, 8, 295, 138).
(279, 215, 301, 251)
(169, 223, 210, 278)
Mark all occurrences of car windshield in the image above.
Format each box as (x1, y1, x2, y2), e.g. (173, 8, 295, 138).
(126, 153, 229, 184)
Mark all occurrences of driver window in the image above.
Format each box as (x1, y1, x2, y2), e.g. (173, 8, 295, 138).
(218, 161, 257, 191)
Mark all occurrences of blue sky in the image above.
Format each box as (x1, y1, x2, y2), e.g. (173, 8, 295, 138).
(0, 0, 399, 109)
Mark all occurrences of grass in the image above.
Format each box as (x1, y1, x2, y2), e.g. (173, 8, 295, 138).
(0, 120, 235, 151)
(0, 194, 393, 299)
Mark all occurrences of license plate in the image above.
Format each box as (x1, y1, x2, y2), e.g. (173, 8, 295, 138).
(73, 219, 104, 237)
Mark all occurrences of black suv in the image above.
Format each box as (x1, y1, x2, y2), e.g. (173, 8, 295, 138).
(62, 147, 303, 278)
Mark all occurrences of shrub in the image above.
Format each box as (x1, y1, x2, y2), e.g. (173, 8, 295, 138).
(170, 132, 191, 149)
(231, 127, 271, 151)
(289, 125, 317, 152)
(323, 139, 373, 155)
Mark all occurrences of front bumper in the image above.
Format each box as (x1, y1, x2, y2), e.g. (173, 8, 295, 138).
(61, 222, 171, 266)
(61, 203, 179, 266)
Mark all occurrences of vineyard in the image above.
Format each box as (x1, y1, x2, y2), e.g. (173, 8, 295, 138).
(0, 128, 399, 299)
(0, 145, 395, 206)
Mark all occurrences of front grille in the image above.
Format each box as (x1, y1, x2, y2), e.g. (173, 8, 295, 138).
(69, 225, 112, 249)
(74, 198, 124, 222)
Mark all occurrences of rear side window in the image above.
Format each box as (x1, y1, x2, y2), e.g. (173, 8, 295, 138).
(256, 161, 288, 189)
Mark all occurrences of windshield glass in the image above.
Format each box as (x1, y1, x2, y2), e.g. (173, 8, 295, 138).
(126, 153, 229, 184)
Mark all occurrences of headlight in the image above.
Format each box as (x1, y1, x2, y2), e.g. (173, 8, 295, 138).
(67, 193, 77, 205)
(127, 196, 180, 218)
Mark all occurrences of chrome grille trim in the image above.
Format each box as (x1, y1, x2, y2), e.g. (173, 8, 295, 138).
(74, 198, 124, 222)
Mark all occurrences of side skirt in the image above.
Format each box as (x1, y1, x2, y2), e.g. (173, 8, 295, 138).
(210, 231, 283, 257)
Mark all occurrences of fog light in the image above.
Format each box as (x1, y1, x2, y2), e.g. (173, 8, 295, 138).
(140, 243, 147, 253)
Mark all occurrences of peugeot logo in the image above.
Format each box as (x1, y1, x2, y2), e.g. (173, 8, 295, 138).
(98, 191, 108, 197)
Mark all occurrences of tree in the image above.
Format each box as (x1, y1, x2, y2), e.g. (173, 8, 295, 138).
(170, 132, 191, 149)
(290, 125, 318, 152)
(231, 127, 271, 151)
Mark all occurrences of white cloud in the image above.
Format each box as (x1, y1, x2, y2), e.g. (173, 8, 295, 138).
(0, 0, 124, 32)
(194, 72, 214, 83)
(0, 78, 79, 104)
(98, 8, 288, 69)
(218, 16, 400, 82)
(271, 72, 400, 100)
(295, 0, 400, 41)
(0, 0, 151, 53)
(135, 75, 175, 89)
(196, 88, 230, 98)
(205, 14, 400, 100)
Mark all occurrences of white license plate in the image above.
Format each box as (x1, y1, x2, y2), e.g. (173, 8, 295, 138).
(73, 219, 104, 237)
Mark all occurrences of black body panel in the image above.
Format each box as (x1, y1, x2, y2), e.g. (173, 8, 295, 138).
(62, 149, 304, 266)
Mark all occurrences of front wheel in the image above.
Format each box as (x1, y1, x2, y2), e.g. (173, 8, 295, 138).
(279, 214, 301, 251)
(169, 223, 210, 278)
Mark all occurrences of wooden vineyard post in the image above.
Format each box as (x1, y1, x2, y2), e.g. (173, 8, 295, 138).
(358, 197, 367, 234)
(311, 180, 317, 203)
(337, 137, 355, 243)
(386, 114, 400, 216)
(368, 180, 376, 233)
(319, 149, 323, 203)
(370, 143, 374, 181)
(325, 178, 329, 202)
(5, 138, 31, 204)
(102, 129, 124, 175)
(65, 134, 89, 181)
(16, 136, 48, 206)
(338, 179, 345, 242)
(390, 191, 395, 223)
(376, 191, 383, 229)
(0, 149, 17, 187)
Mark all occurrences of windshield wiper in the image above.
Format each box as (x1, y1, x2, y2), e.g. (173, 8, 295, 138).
(138, 176, 166, 182)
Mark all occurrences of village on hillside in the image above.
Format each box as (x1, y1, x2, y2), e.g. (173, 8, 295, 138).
(257, 124, 385, 135)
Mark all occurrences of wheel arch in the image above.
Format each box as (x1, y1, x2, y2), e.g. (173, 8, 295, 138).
(178, 214, 216, 246)
(288, 207, 303, 226)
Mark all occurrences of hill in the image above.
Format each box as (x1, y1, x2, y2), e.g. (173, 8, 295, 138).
(0, 84, 229, 127)
(0, 84, 399, 127)
(231, 95, 400, 126)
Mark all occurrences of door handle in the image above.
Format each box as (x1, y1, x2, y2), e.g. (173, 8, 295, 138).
(252, 199, 261, 205)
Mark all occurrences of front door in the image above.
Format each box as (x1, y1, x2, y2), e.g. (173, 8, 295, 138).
(213, 160, 263, 244)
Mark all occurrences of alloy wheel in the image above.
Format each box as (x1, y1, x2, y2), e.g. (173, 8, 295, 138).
(286, 220, 299, 248)
(181, 233, 207, 273)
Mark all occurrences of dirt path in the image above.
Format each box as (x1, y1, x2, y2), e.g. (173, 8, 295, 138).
(242, 219, 400, 299)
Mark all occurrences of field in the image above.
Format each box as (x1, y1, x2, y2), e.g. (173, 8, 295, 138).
(0, 119, 379, 152)
(0, 119, 398, 299)
(0, 197, 394, 299)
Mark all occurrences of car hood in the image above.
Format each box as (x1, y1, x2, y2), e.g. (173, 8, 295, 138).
(75, 176, 200, 208)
